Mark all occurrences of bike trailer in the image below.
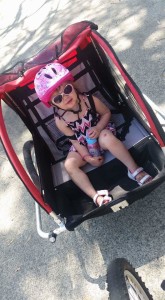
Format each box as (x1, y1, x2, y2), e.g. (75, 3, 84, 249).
(1, 21, 165, 242)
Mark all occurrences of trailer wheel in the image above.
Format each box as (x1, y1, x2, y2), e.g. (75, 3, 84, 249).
(107, 258, 153, 300)
(23, 140, 40, 190)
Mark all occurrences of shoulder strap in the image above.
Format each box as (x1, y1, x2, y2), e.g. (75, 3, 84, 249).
(86, 94, 97, 118)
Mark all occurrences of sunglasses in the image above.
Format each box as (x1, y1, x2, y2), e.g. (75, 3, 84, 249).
(51, 84, 73, 105)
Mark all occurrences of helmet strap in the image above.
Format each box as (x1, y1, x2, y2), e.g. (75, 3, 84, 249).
(53, 94, 82, 120)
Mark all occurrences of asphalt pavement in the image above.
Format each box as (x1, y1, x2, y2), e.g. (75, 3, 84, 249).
(0, 0, 165, 299)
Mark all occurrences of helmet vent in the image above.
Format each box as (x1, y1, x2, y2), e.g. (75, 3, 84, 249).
(52, 68, 57, 74)
(44, 74, 52, 79)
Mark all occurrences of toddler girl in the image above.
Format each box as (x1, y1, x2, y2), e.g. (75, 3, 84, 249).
(34, 63, 152, 207)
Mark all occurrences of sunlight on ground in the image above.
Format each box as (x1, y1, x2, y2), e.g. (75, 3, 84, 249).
(0, 0, 68, 69)
(109, 8, 147, 51)
(0, 104, 32, 234)
(0, 0, 23, 28)
(0, 0, 54, 28)
(2, 102, 32, 160)
(0, 0, 70, 30)
(120, 8, 147, 33)
(137, 256, 165, 300)
(0, 167, 27, 233)
(0, 0, 164, 74)
(143, 20, 165, 50)
(159, 103, 165, 111)
(20, 274, 58, 299)
(23, 2, 52, 31)
(114, 37, 132, 52)
(19, 250, 109, 300)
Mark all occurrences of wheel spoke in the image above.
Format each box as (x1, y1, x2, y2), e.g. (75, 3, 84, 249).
(107, 258, 153, 300)
(125, 271, 149, 300)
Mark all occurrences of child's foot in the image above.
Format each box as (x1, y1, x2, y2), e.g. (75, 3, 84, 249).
(93, 190, 112, 207)
(128, 167, 152, 186)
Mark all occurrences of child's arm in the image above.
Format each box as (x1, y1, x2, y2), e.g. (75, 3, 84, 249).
(88, 96, 111, 139)
(55, 117, 98, 156)
(55, 117, 88, 156)
(55, 117, 103, 167)
(55, 117, 104, 167)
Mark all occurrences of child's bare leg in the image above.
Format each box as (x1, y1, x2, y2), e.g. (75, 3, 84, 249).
(99, 130, 138, 171)
(64, 152, 109, 205)
(99, 129, 151, 183)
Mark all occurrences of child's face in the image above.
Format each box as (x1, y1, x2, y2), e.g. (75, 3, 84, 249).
(49, 81, 77, 110)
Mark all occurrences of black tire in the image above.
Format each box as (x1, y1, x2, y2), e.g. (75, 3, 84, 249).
(107, 258, 153, 300)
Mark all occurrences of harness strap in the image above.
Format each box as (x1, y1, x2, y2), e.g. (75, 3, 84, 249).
(86, 93, 97, 118)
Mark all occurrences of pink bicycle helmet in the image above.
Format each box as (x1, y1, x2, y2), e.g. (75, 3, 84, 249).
(34, 62, 74, 107)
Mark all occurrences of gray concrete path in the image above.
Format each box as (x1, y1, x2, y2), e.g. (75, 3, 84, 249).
(0, 1, 165, 299)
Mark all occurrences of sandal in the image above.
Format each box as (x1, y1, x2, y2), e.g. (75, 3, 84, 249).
(128, 167, 152, 186)
(93, 190, 112, 207)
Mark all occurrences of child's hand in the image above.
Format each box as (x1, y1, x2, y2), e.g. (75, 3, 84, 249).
(85, 155, 104, 167)
(88, 126, 101, 139)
